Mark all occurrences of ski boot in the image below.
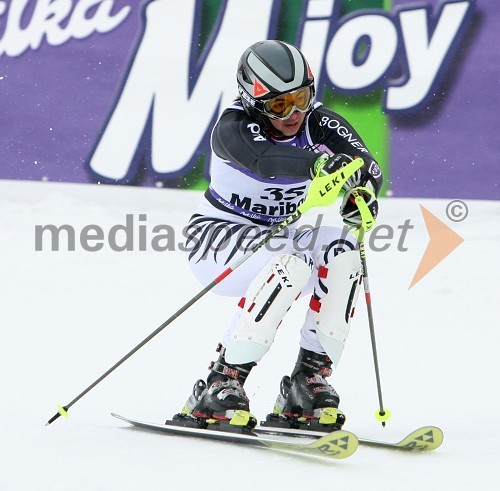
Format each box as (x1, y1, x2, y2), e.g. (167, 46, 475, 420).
(168, 345, 257, 433)
(262, 348, 346, 432)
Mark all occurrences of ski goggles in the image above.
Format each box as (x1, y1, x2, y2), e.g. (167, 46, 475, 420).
(262, 86, 314, 120)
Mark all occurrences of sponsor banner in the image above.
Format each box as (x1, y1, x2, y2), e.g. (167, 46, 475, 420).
(1, 0, 497, 199)
(390, 0, 498, 199)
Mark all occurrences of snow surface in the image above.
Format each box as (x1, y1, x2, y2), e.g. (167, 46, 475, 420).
(1, 179, 499, 491)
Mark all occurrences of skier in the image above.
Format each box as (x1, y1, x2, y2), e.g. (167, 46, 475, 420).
(172, 40, 383, 432)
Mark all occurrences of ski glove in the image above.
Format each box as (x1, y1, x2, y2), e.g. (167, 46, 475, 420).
(311, 152, 380, 227)
(311, 153, 379, 196)
(340, 187, 378, 228)
(310, 153, 345, 179)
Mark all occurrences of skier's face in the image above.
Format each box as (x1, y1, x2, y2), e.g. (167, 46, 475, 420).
(268, 109, 306, 137)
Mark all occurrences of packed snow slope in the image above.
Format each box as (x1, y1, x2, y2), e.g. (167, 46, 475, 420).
(1, 180, 499, 491)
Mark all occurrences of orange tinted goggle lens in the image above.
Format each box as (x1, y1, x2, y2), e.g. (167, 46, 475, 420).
(264, 86, 312, 119)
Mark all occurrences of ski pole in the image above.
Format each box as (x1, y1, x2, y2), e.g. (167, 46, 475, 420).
(46, 158, 365, 426)
(46, 212, 297, 426)
(353, 191, 391, 427)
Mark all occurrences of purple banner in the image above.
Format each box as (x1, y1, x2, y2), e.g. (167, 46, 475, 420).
(1, 0, 497, 199)
(390, 0, 499, 199)
(2, 0, 141, 183)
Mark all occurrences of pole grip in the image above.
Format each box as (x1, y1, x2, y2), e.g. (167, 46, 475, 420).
(354, 190, 375, 234)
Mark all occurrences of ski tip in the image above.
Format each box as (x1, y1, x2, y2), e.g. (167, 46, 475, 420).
(310, 430, 359, 459)
(397, 426, 444, 451)
(357, 425, 444, 451)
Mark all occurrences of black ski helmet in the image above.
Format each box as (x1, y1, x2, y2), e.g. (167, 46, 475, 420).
(237, 40, 315, 130)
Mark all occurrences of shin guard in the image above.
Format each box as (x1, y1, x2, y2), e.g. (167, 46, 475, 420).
(224, 254, 311, 364)
(310, 250, 362, 366)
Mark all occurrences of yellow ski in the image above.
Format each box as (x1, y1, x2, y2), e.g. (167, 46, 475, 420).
(359, 426, 443, 451)
(255, 425, 444, 452)
(111, 413, 358, 460)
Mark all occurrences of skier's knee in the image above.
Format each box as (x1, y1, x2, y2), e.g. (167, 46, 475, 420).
(322, 227, 358, 263)
(224, 254, 311, 364)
